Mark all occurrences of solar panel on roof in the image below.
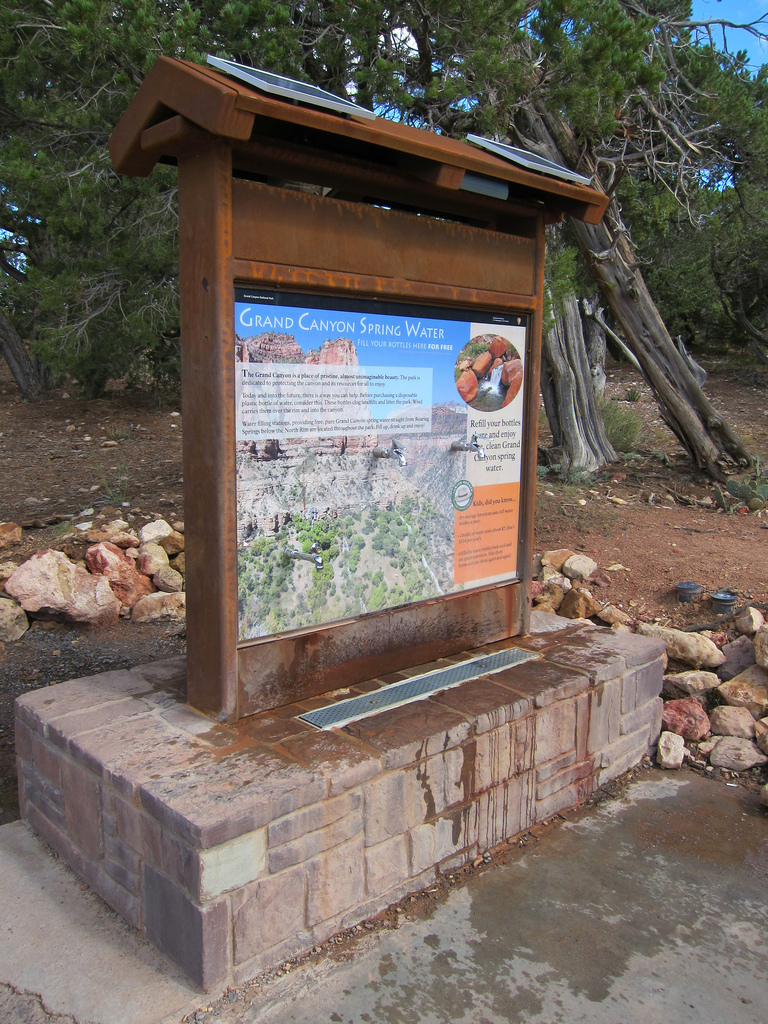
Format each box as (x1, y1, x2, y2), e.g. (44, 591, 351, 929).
(206, 55, 376, 120)
(467, 134, 592, 186)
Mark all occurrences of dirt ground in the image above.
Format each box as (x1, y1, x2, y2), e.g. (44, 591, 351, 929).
(1, 356, 767, 824)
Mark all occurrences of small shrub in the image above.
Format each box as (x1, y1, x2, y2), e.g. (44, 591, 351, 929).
(600, 400, 641, 453)
(625, 387, 641, 402)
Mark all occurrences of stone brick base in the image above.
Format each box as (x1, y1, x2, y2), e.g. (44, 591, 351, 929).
(15, 612, 664, 990)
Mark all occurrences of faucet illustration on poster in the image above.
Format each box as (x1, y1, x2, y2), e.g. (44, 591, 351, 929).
(234, 289, 526, 641)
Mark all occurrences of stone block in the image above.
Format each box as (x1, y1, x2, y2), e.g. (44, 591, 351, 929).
(197, 829, 267, 901)
(599, 726, 651, 781)
(14, 719, 33, 763)
(512, 717, 535, 774)
(161, 829, 197, 891)
(432, 677, 523, 734)
(477, 775, 532, 849)
(268, 813, 361, 873)
(535, 774, 595, 822)
(268, 792, 361, 847)
(232, 864, 305, 964)
(343, 700, 470, 770)
(363, 769, 427, 846)
(142, 864, 229, 991)
(586, 678, 622, 755)
(535, 758, 595, 802)
(622, 660, 664, 714)
(416, 746, 468, 817)
(61, 760, 102, 860)
(534, 700, 576, 766)
(84, 860, 141, 931)
(305, 834, 365, 927)
(22, 764, 66, 830)
(409, 805, 478, 875)
(535, 750, 576, 783)
(140, 747, 325, 848)
(104, 833, 141, 876)
(474, 726, 513, 791)
(620, 696, 663, 740)
(31, 733, 61, 786)
(113, 793, 142, 852)
(492, 657, 586, 709)
(140, 815, 163, 868)
(364, 833, 410, 898)
(275, 730, 381, 797)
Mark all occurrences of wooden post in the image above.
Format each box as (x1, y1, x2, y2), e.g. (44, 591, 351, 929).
(177, 139, 239, 720)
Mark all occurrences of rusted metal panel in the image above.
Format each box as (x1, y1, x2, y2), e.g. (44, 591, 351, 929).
(177, 140, 239, 721)
(238, 582, 523, 715)
(231, 181, 536, 295)
(228, 135, 546, 229)
(231, 259, 538, 312)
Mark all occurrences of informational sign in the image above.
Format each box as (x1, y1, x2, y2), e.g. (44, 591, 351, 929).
(235, 289, 526, 641)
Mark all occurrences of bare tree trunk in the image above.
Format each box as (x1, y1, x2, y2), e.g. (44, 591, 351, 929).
(524, 107, 752, 481)
(0, 309, 47, 400)
(581, 298, 607, 400)
(541, 293, 617, 472)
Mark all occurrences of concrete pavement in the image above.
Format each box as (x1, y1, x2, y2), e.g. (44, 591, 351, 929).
(1, 768, 767, 1024)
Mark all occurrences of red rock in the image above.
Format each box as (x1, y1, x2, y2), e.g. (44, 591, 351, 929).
(85, 541, 156, 608)
(491, 357, 503, 372)
(304, 337, 358, 365)
(487, 336, 509, 359)
(502, 358, 524, 394)
(5, 549, 120, 626)
(456, 370, 478, 403)
(472, 351, 493, 378)
(238, 332, 303, 362)
(661, 697, 710, 741)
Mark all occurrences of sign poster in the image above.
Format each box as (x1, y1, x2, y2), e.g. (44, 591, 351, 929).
(235, 289, 526, 641)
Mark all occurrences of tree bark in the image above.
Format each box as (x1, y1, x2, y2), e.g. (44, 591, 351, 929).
(0, 309, 47, 400)
(526, 107, 753, 481)
(541, 293, 617, 472)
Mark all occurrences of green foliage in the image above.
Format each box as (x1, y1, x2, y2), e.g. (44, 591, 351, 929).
(2, 0, 768, 400)
(624, 387, 640, 403)
(715, 460, 768, 512)
(599, 399, 640, 453)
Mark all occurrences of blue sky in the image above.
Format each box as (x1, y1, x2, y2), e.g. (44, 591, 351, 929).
(691, 0, 768, 69)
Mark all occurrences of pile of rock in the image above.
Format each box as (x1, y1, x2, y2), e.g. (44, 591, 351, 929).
(0, 517, 186, 641)
(531, 548, 633, 625)
(653, 610, 768, 806)
(531, 547, 768, 809)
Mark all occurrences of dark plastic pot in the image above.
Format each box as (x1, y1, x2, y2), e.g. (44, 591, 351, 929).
(710, 591, 738, 615)
(675, 581, 702, 604)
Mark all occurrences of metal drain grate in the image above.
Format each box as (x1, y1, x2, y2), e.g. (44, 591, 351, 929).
(297, 647, 539, 730)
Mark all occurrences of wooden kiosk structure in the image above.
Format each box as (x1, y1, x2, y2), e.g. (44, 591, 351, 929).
(110, 56, 609, 723)
(16, 59, 669, 992)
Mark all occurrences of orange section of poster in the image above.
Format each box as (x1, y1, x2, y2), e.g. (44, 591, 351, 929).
(453, 482, 520, 585)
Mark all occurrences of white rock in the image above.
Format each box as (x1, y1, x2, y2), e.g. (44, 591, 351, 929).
(132, 591, 185, 623)
(636, 623, 726, 669)
(596, 604, 634, 627)
(734, 606, 765, 637)
(0, 597, 28, 642)
(718, 665, 768, 719)
(697, 737, 721, 758)
(709, 705, 756, 739)
(657, 731, 685, 769)
(662, 670, 721, 699)
(562, 554, 598, 582)
(153, 565, 183, 593)
(136, 543, 169, 576)
(754, 624, 768, 669)
(709, 737, 768, 772)
(4, 549, 119, 626)
(138, 519, 173, 545)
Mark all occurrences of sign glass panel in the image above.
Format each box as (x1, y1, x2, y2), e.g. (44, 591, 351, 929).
(235, 289, 527, 641)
